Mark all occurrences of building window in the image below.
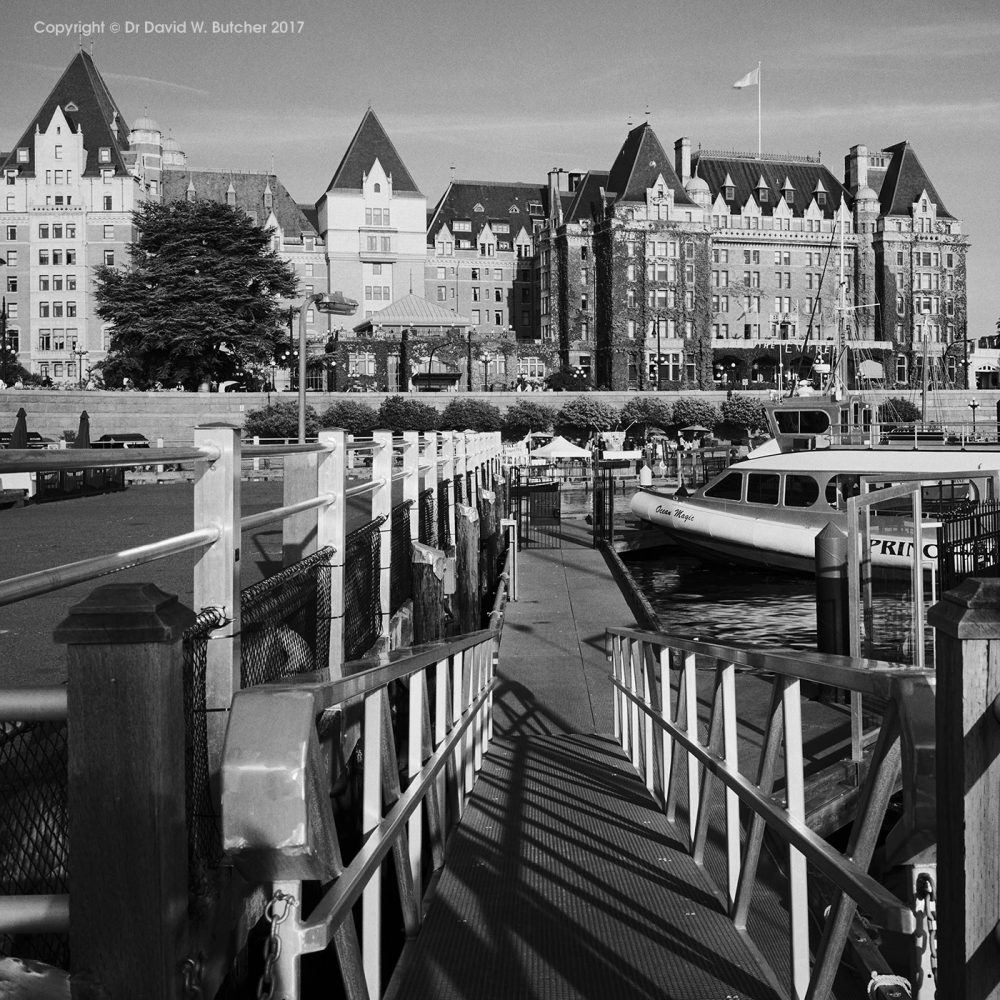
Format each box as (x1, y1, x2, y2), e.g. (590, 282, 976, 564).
(6, 303, 17, 320)
(6, 276, 16, 292)
(471, 310, 480, 324)
(4, 225, 15, 240)
(453, 220, 471, 232)
(39, 276, 50, 291)
(436, 285, 446, 301)
(38, 330, 51, 351)
(39, 250, 49, 266)
(494, 288, 502, 303)
(103, 225, 114, 240)
(104, 251, 115, 266)
(39, 224, 49, 239)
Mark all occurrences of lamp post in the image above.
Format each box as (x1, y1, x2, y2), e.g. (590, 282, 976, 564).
(296, 291, 357, 443)
(969, 398, 980, 438)
(479, 351, 494, 391)
(72, 346, 88, 389)
(0, 295, 8, 387)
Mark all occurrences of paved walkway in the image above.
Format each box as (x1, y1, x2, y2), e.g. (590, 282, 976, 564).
(386, 521, 784, 1000)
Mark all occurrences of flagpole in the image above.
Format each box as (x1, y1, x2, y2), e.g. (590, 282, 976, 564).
(757, 61, 762, 158)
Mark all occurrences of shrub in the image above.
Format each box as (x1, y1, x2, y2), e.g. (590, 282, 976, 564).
(670, 396, 721, 432)
(243, 401, 318, 440)
(720, 394, 767, 432)
(544, 367, 594, 392)
(500, 400, 557, 441)
(620, 397, 673, 434)
(377, 396, 441, 432)
(555, 397, 619, 436)
(319, 401, 379, 437)
(878, 396, 922, 424)
(439, 398, 504, 432)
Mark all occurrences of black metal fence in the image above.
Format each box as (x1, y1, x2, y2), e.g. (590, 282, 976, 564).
(344, 518, 385, 660)
(418, 488, 437, 547)
(390, 502, 414, 615)
(510, 465, 562, 549)
(938, 499, 1000, 591)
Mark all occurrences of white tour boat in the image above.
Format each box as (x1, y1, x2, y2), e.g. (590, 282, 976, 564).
(630, 394, 1000, 573)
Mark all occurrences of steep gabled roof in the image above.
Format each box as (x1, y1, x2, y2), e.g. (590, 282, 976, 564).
(605, 122, 694, 206)
(691, 151, 847, 219)
(877, 141, 954, 220)
(0, 51, 131, 178)
(564, 171, 609, 224)
(426, 179, 550, 246)
(323, 108, 421, 195)
(161, 170, 319, 238)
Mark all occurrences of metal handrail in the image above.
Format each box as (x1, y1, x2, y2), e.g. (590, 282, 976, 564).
(0, 526, 220, 607)
(0, 686, 68, 721)
(0, 444, 219, 471)
(240, 494, 336, 532)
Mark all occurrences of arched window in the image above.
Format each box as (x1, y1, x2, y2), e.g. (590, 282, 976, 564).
(374, 183, 381, 193)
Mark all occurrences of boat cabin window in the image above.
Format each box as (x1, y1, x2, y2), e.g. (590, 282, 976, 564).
(704, 472, 743, 501)
(826, 475, 861, 510)
(784, 475, 820, 508)
(746, 473, 780, 505)
(774, 409, 831, 435)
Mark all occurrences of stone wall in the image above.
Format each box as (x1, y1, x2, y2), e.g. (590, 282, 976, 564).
(2, 388, 998, 446)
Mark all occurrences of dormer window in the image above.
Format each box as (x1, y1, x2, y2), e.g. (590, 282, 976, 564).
(724, 184, 735, 201)
(98, 147, 111, 163)
(921, 199, 928, 213)
(373, 183, 381, 193)
(16, 148, 28, 163)
(528, 201, 543, 215)
(816, 191, 826, 207)
(784, 188, 794, 205)
(473, 202, 484, 212)
(758, 188, 768, 203)
(657, 186, 664, 199)
(509, 205, 520, 214)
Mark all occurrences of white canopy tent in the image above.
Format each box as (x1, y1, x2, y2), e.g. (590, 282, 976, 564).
(530, 435, 592, 460)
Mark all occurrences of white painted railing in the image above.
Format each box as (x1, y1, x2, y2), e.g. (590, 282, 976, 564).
(607, 626, 936, 1000)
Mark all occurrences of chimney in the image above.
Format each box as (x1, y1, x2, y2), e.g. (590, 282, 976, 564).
(846, 144, 869, 191)
(674, 137, 691, 183)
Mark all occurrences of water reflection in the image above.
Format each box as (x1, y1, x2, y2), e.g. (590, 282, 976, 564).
(624, 550, 818, 651)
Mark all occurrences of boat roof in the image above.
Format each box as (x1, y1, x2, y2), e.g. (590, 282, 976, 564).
(733, 449, 1000, 475)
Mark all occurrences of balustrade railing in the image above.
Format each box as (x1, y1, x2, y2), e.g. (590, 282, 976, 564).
(607, 626, 936, 999)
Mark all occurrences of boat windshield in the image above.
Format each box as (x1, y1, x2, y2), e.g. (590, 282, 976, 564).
(704, 472, 743, 501)
(774, 410, 831, 435)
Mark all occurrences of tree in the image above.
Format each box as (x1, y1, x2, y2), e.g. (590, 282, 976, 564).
(555, 398, 619, 437)
(720, 394, 767, 433)
(670, 396, 721, 432)
(619, 397, 673, 435)
(377, 396, 441, 432)
(439, 398, 504, 433)
(94, 200, 298, 389)
(319, 401, 379, 436)
(878, 396, 922, 424)
(501, 400, 557, 441)
(544, 366, 594, 392)
(244, 401, 318, 440)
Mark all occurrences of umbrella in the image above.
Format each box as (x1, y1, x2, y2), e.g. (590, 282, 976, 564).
(8, 407, 28, 449)
(681, 424, 710, 434)
(531, 435, 592, 459)
(72, 410, 91, 449)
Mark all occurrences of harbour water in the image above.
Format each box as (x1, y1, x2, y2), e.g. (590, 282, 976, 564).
(623, 549, 818, 651)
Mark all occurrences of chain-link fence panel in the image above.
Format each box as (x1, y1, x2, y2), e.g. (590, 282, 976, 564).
(390, 502, 413, 615)
(345, 518, 385, 660)
(0, 719, 69, 967)
(418, 488, 437, 547)
(240, 546, 333, 688)
(437, 480, 452, 550)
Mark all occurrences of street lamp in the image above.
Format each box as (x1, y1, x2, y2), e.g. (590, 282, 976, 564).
(478, 351, 494, 391)
(969, 398, 980, 438)
(71, 346, 88, 389)
(297, 291, 357, 443)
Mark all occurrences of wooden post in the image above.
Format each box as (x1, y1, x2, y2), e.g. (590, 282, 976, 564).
(411, 541, 448, 643)
(928, 577, 1000, 998)
(55, 583, 194, 1000)
(479, 487, 499, 599)
(372, 429, 394, 636)
(454, 504, 480, 634)
(282, 448, 320, 567)
(320, 428, 346, 677)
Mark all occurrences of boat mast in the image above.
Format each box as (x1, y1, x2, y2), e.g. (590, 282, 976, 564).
(831, 209, 848, 400)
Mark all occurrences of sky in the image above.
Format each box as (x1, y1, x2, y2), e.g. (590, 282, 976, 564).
(2, 0, 998, 335)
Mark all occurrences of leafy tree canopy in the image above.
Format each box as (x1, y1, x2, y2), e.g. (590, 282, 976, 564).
(620, 397, 673, 434)
(544, 367, 594, 392)
(319, 401, 380, 437)
(670, 396, 721, 432)
(94, 200, 298, 390)
(439, 398, 504, 433)
(377, 396, 441, 432)
(720, 394, 767, 431)
(500, 400, 557, 441)
(878, 397, 922, 424)
(555, 397, 619, 435)
(243, 401, 318, 440)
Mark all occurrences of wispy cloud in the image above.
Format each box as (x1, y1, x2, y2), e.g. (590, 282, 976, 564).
(101, 71, 209, 97)
(795, 20, 1000, 61)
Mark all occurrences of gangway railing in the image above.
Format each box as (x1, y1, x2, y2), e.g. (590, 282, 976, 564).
(608, 626, 936, 1000)
(0, 426, 505, 996)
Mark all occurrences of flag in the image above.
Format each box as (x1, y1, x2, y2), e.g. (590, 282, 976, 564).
(733, 67, 760, 89)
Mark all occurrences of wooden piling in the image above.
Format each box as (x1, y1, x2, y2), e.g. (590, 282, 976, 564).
(455, 504, 481, 634)
(412, 541, 449, 643)
(928, 577, 1000, 998)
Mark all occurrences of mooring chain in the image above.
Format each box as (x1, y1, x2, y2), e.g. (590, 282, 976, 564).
(915, 873, 938, 983)
(257, 890, 298, 1000)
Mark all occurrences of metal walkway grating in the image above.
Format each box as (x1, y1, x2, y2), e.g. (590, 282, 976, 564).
(387, 733, 781, 1000)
